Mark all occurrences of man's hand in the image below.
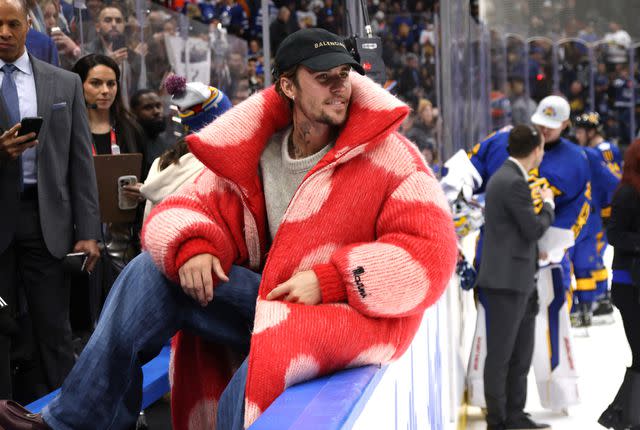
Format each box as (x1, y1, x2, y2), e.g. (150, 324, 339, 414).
(0, 123, 37, 160)
(110, 48, 128, 65)
(540, 186, 554, 202)
(266, 270, 321, 305)
(73, 240, 100, 273)
(178, 253, 229, 307)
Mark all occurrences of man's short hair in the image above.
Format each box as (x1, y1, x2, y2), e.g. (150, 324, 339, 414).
(508, 124, 542, 158)
(6, 0, 28, 16)
(130, 89, 158, 110)
(97, 3, 125, 19)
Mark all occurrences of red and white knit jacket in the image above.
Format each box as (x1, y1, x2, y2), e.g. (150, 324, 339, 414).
(141, 72, 457, 429)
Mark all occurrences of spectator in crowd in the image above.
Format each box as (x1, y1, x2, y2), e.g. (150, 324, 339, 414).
(578, 20, 598, 44)
(140, 138, 203, 220)
(599, 139, 640, 430)
(215, 0, 249, 38)
(39, 0, 79, 68)
(508, 75, 537, 125)
(247, 38, 262, 58)
(315, 0, 340, 33)
(603, 20, 631, 65)
(296, 0, 316, 29)
(26, 0, 45, 33)
(397, 52, 422, 105)
(250, 0, 276, 40)
(0, 0, 100, 400)
(130, 89, 175, 180)
(247, 56, 263, 95)
(567, 80, 587, 117)
(0, 27, 457, 430)
(269, 6, 298, 54)
(138, 77, 232, 220)
(413, 98, 440, 141)
(477, 125, 554, 430)
(71, 0, 102, 49)
(84, 4, 142, 103)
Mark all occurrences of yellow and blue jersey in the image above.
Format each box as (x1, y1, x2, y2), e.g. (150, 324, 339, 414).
(582, 146, 620, 237)
(594, 140, 623, 219)
(569, 146, 620, 299)
(469, 130, 591, 236)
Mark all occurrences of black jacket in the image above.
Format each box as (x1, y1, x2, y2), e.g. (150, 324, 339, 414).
(608, 184, 640, 277)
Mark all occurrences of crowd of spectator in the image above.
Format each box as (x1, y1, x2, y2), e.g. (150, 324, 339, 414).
(29, 0, 444, 161)
(492, 5, 640, 149)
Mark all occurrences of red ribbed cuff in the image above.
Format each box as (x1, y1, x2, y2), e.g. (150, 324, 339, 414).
(173, 238, 219, 279)
(313, 263, 347, 303)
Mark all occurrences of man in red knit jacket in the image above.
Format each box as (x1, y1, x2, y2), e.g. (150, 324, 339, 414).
(0, 28, 456, 430)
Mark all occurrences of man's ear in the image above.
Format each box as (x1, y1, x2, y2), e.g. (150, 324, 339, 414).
(280, 76, 295, 100)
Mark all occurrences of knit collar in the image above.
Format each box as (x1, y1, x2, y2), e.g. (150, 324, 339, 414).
(186, 72, 409, 194)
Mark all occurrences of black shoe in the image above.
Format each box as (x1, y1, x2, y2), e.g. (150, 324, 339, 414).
(505, 415, 551, 429)
(593, 299, 614, 316)
(598, 405, 622, 429)
(599, 368, 640, 429)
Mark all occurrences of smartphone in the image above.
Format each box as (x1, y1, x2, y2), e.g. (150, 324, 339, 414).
(118, 175, 138, 210)
(111, 34, 126, 51)
(49, 26, 61, 35)
(63, 251, 89, 273)
(17, 117, 43, 143)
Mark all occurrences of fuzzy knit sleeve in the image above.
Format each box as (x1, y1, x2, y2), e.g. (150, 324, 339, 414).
(313, 168, 457, 318)
(141, 169, 249, 282)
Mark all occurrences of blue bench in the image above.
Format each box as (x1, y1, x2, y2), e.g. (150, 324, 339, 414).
(26, 345, 172, 413)
(250, 365, 385, 430)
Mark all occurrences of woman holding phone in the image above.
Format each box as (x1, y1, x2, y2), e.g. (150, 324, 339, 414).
(40, 0, 80, 69)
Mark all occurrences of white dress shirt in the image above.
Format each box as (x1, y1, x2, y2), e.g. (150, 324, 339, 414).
(0, 50, 38, 185)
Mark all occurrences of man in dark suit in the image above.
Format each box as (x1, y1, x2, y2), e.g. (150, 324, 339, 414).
(477, 125, 555, 430)
(0, 0, 100, 399)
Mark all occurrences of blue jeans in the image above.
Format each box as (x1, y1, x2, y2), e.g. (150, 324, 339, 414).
(42, 252, 260, 430)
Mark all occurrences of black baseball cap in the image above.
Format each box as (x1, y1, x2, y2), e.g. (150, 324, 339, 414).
(272, 28, 365, 78)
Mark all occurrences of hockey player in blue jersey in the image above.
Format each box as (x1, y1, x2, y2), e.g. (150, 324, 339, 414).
(469, 96, 591, 272)
(574, 112, 622, 320)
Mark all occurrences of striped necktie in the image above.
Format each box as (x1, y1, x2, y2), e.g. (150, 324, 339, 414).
(2, 63, 23, 190)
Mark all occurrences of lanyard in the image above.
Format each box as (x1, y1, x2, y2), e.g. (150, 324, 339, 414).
(91, 128, 119, 155)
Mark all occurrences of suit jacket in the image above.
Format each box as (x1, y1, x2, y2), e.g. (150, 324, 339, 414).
(476, 159, 555, 292)
(0, 55, 100, 258)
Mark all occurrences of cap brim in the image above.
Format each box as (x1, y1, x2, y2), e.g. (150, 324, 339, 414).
(531, 113, 563, 129)
(301, 52, 365, 75)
